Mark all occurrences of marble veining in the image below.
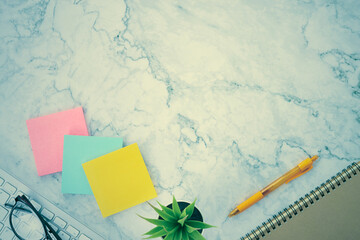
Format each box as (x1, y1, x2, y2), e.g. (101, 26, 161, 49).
(1, 0, 360, 239)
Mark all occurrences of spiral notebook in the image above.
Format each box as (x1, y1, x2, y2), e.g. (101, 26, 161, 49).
(241, 161, 360, 240)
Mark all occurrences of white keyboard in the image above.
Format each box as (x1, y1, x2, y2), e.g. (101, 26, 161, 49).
(0, 168, 105, 240)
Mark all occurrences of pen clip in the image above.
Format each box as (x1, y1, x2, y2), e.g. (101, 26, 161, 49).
(285, 165, 313, 184)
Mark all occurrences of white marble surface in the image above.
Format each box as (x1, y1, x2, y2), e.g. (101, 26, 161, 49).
(1, 0, 360, 239)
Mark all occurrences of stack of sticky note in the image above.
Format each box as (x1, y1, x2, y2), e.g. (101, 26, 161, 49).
(26, 107, 157, 217)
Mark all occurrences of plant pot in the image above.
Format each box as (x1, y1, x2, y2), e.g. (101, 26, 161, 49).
(158, 201, 204, 238)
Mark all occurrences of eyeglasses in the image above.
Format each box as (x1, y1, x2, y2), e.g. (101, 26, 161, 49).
(6, 195, 62, 240)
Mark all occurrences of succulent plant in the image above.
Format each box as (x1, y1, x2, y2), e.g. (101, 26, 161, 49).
(140, 196, 214, 240)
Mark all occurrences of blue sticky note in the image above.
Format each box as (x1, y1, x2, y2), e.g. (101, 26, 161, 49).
(62, 135, 123, 194)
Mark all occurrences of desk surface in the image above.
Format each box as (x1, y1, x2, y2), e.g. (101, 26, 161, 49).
(0, 1, 359, 239)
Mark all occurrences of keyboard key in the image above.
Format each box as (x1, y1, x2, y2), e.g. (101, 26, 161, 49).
(0, 189, 10, 204)
(30, 199, 41, 211)
(54, 216, 67, 228)
(48, 222, 58, 232)
(17, 191, 26, 197)
(41, 208, 54, 220)
(66, 225, 79, 237)
(0, 169, 105, 240)
(13, 208, 22, 217)
(3, 182, 17, 195)
(17, 222, 31, 238)
(29, 230, 44, 239)
(58, 230, 71, 240)
(79, 234, 91, 240)
(7, 197, 15, 206)
(2, 218, 10, 229)
(0, 227, 15, 239)
(11, 215, 20, 228)
(0, 206, 8, 221)
(13, 206, 32, 220)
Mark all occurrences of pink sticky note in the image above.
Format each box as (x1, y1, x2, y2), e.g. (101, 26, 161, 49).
(26, 107, 89, 176)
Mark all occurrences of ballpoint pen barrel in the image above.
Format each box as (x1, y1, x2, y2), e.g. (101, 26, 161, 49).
(236, 191, 264, 213)
(262, 155, 318, 196)
(230, 167, 302, 217)
(228, 156, 318, 217)
(261, 167, 301, 196)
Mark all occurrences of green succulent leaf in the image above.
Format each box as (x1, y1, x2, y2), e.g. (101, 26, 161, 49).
(145, 228, 168, 239)
(185, 224, 198, 233)
(188, 230, 206, 240)
(148, 203, 177, 222)
(165, 223, 180, 232)
(157, 201, 177, 218)
(184, 198, 196, 218)
(177, 215, 188, 226)
(141, 197, 214, 240)
(180, 209, 187, 219)
(172, 196, 181, 217)
(138, 215, 176, 230)
(143, 226, 163, 236)
(168, 224, 180, 235)
(164, 224, 180, 239)
(186, 220, 215, 229)
(163, 231, 175, 240)
(174, 228, 182, 240)
(169, 225, 181, 233)
(182, 228, 190, 240)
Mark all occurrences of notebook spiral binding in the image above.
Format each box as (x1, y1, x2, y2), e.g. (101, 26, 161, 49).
(240, 162, 360, 240)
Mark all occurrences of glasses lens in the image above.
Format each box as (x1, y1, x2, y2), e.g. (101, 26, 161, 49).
(10, 201, 46, 240)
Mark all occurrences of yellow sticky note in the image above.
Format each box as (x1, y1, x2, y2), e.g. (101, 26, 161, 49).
(82, 143, 157, 217)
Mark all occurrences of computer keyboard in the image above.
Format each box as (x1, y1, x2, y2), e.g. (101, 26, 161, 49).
(0, 167, 105, 240)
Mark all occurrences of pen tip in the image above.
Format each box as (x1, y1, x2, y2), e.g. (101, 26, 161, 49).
(311, 155, 319, 162)
(228, 209, 240, 217)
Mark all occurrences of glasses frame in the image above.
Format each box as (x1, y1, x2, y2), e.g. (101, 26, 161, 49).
(9, 195, 62, 240)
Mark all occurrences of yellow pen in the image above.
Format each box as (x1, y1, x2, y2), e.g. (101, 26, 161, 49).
(229, 155, 318, 217)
